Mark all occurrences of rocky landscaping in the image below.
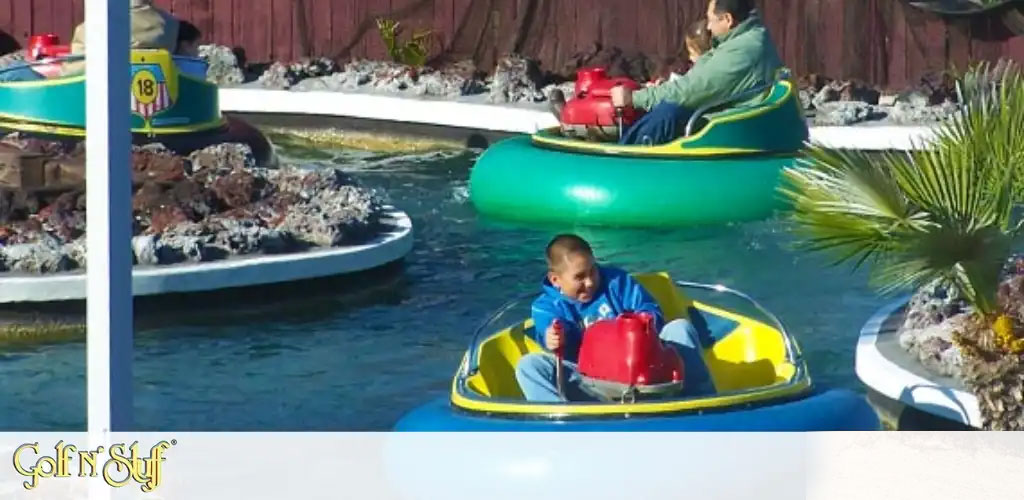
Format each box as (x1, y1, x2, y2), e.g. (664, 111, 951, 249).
(199, 43, 962, 127)
(0, 134, 385, 274)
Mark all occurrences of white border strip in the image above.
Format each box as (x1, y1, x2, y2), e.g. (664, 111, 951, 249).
(219, 87, 938, 150)
(0, 208, 412, 303)
(855, 298, 982, 427)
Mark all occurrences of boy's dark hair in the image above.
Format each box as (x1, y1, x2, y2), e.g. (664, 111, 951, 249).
(712, 0, 754, 24)
(177, 20, 201, 46)
(685, 19, 712, 53)
(546, 234, 593, 270)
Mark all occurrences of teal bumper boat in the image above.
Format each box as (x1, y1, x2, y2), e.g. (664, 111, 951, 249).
(469, 72, 809, 227)
(0, 48, 273, 166)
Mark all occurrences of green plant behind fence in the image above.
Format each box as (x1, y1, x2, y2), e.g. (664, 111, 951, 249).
(376, 18, 433, 68)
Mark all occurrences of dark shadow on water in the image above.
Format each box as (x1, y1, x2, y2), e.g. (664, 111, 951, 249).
(0, 261, 412, 337)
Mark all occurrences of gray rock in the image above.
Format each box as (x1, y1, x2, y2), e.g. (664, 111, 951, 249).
(896, 89, 931, 107)
(813, 101, 885, 126)
(898, 315, 966, 379)
(902, 279, 969, 330)
(0, 238, 76, 273)
(886, 101, 958, 124)
(258, 62, 291, 89)
(188, 143, 255, 174)
(132, 235, 160, 266)
(488, 54, 545, 104)
(197, 44, 245, 86)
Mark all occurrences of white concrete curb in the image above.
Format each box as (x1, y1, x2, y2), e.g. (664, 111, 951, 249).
(855, 298, 982, 427)
(0, 206, 413, 303)
(219, 87, 938, 151)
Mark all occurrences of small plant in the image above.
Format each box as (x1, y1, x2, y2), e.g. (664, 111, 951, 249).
(375, 18, 433, 68)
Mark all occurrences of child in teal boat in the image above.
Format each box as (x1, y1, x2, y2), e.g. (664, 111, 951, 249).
(515, 234, 712, 402)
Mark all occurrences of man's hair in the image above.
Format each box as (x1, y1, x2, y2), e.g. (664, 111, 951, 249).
(712, 0, 754, 24)
(546, 234, 593, 270)
(177, 20, 201, 45)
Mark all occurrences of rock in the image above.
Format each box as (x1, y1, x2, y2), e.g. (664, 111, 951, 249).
(0, 136, 386, 273)
(271, 167, 382, 247)
(811, 85, 841, 109)
(812, 101, 885, 125)
(838, 80, 880, 105)
(132, 147, 189, 184)
(0, 237, 76, 273)
(188, 143, 255, 173)
(257, 62, 291, 89)
(210, 169, 266, 209)
(132, 234, 160, 265)
(258, 57, 339, 89)
(896, 89, 931, 107)
(902, 279, 969, 331)
(886, 101, 958, 124)
(198, 44, 245, 86)
(488, 54, 546, 104)
(898, 312, 968, 379)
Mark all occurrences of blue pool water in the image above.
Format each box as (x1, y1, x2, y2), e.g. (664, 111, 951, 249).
(0, 141, 884, 430)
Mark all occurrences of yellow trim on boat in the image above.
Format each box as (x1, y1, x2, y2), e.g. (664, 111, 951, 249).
(0, 75, 85, 88)
(0, 117, 228, 137)
(530, 80, 797, 158)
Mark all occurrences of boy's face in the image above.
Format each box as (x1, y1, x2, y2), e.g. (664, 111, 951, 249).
(549, 252, 601, 303)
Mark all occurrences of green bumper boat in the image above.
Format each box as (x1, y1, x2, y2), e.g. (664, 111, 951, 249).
(469, 72, 808, 227)
(0, 49, 272, 165)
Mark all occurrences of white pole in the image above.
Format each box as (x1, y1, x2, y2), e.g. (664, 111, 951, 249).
(86, 0, 132, 439)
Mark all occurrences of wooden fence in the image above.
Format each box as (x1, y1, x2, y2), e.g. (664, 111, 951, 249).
(1, 0, 1022, 89)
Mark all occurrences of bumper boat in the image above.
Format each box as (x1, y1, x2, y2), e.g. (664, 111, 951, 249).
(469, 68, 808, 227)
(0, 38, 273, 166)
(394, 272, 880, 431)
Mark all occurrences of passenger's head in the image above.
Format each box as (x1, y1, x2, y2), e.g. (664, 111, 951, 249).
(684, 19, 712, 63)
(175, 20, 201, 57)
(706, 0, 753, 38)
(546, 234, 601, 303)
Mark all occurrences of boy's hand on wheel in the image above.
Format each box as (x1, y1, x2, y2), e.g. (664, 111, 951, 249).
(545, 321, 564, 352)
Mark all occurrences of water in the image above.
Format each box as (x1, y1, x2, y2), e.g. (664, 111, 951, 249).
(0, 140, 885, 430)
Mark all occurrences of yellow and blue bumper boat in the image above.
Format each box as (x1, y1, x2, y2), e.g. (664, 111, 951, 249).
(395, 273, 879, 431)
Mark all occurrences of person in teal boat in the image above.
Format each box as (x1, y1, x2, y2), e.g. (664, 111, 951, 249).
(515, 234, 713, 402)
(0, 0, 200, 82)
(610, 0, 784, 145)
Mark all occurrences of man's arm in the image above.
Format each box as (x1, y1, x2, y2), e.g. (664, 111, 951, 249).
(631, 46, 752, 111)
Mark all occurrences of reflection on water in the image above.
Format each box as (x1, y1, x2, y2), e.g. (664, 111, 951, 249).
(0, 141, 881, 430)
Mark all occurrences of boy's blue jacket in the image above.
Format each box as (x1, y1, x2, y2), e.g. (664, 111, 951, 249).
(530, 265, 663, 363)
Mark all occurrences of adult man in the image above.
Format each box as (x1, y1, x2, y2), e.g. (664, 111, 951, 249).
(610, 0, 783, 145)
(69, 0, 181, 54)
(0, 0, 184, 82)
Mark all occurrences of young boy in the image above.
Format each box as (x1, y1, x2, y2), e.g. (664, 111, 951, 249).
(515, 234, 710, 402)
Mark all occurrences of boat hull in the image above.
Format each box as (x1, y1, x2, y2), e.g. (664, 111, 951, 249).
(469, 135, 795, 228)
(394, 387, 880, 431)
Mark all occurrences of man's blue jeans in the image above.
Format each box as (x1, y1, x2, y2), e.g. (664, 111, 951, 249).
(515, 318, 715, 402)
(618, 101, 695, 145)
(0, 62, 45, 82)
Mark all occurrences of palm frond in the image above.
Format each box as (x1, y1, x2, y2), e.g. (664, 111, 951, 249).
(784, 59, 1024, 315)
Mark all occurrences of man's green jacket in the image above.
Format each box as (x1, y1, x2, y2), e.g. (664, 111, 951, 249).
(633, 10, 784, 114)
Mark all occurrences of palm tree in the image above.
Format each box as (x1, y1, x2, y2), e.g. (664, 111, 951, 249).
(783, 60, 1024, 317)
(781, 60, 1024, 428)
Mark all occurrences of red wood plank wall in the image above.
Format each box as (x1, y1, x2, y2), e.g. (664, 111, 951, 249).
(1, 0, 1022, 89)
